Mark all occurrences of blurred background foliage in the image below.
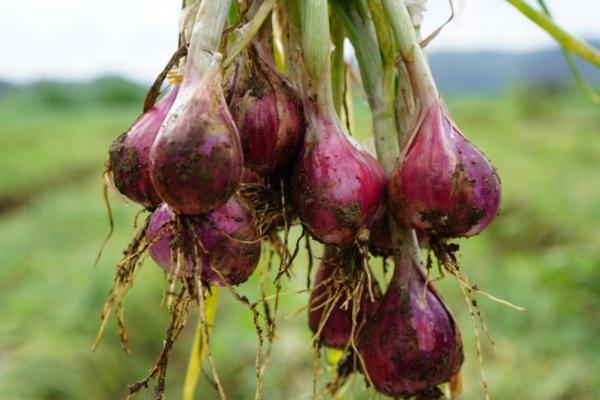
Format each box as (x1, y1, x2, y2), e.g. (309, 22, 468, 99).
(1, 58, 600, 400)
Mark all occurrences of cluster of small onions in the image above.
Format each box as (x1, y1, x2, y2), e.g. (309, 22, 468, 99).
(105, 0, 501, 398)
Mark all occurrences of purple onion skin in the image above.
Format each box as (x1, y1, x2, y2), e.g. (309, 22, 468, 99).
(229, 45, 304, 174)
(358, 251, 463, 397)
(308, 246, 381, 349)
(147, 198, 261, 286)
(109, 87, 178, 208)
(150, 63, 243, 215)
(291, 116, 387, 245)
(389, 98, 500, 238)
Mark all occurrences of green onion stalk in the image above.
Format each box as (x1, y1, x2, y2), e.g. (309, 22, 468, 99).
(507, 0, 600, 68)
(330, 15, 346, 118)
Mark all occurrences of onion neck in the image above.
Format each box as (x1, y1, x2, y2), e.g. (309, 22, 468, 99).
(222, 0, 276, 68)
(300, 0, 338, 122)
(186, 0, 232, 79)
(330, 15, 345, 117)
(332, 0, 398, 173)
(391, 228, 421, 286)
(280, 0, 303, 87)
(381, 0, 438, 108)
(331, 0, 382, 120)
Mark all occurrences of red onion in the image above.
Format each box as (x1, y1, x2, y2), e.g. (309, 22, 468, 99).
(229, 44, 304, 174)
(389, 98, 500, 238)
(291, 108, 387, 245)
(109, 87, 178, 208)
(291, 0, 387, 246)
(146, 197, 261, 286)
(149, 0, 241, 215)
(308, 246, 380, 349)
(358, 241, 463, 397)
(149, 56, 243, 215)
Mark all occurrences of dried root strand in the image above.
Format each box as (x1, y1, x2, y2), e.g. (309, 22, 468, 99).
(124, 287, 190, 400)
(259, 249, 275, 342)
(320, 349, 356, 400)
(176, 218, 229, 400)
(309, 248, 376, 398)
(238, 172, 298, 361)
(102, 214, 222, 400)
(192, 223, 268, 400)
(94, 168, 116, 268)
(275, 226, 304, 281)
(255, 247, 281, 379)
(428, 239, 502, 400)
(94, 216, 154, 352)
(217, 278, 265, 400)
(95, 163, 137, 267)
(305, 234, 314, 290)
(311, 344, 321, 400)
(309, 283, 343, 346)
(164, 215, 189, 307)
(195, 280, 228, 400)
(238, 176, 296, 241)
(143, 44, 187, 112)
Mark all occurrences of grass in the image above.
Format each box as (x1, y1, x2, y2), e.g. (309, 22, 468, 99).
(0, 83, 599, 399)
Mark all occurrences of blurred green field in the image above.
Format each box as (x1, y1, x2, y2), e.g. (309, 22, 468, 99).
(1, 81, 599, 400)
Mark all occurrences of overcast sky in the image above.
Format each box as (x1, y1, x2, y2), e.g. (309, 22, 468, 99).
(1, 0, 599, 83)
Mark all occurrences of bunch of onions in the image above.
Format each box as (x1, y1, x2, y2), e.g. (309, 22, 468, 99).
(308, 245, 380, 349)
(357, 235, 463, 397)
(149, 0, 243, 215)
(108, 86, 178, 208)
(291, 1, 387, 246)
(146, 197, 261, 286)
(228, 42, 304, 175)
(97, 0, 515, 398)
(334, 1, 470, 396)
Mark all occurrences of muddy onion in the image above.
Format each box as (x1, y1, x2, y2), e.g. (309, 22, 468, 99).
(358, 243, 463, 397)
(229, 44, 304, 174)
(308, 246, 380, 349)
(146, 198, 261, 286)
(150, 55, 243, 215)
(291, 0, 387, 246)
(389, 98, 500, 238)
(291, 113, 387, 245)
(108, 87, 178, 208)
